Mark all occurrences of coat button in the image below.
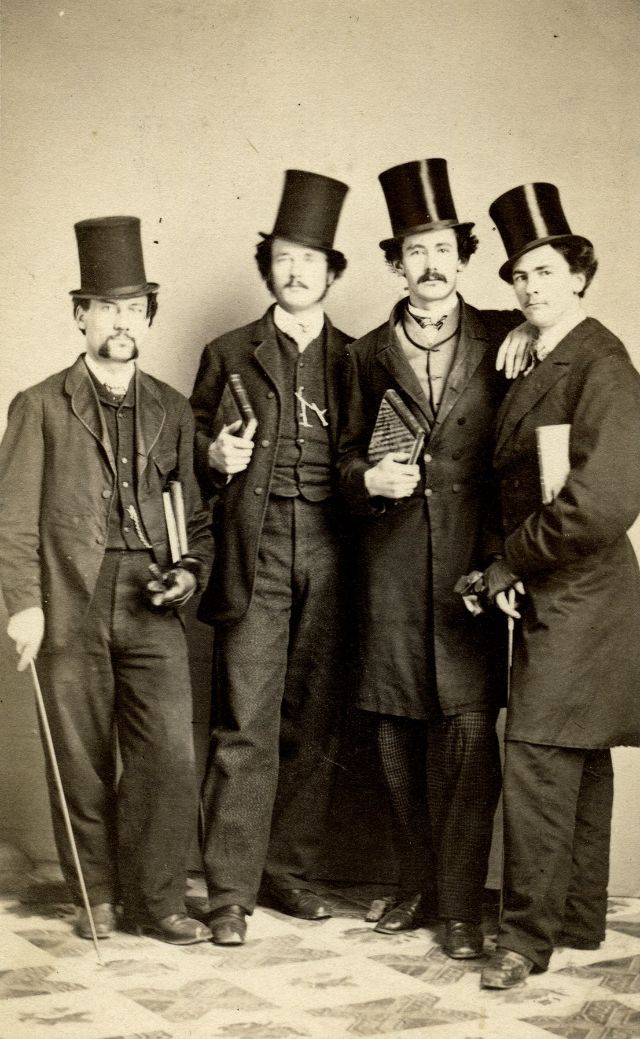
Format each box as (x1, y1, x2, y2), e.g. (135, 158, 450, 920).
(261, 439, 270, 448)
(424, 453, 432, 463)
(452, 483, 461, 493)
(457, 417, 466, 425)
(513, 478, 520, 488)
(96, 535, 104, 544)
(452, 450, 462, 460)
(425, 488, 433, 497)
(254, 487, 264, 495)
(101, 489, 110, 499)
(266, 391, 275, 399)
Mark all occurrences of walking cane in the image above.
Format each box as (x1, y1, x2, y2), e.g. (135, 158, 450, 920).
(498, 587, 517, 928)
(28, 661, 103, 965)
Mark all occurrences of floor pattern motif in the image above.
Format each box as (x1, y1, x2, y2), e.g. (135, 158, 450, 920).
(0, 878, 639, 1038)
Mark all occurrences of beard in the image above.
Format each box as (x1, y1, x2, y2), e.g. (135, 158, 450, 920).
(98, 335, 139, 361)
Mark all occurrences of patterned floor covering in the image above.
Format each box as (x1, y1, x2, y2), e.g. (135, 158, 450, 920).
(0, 873, 639, 1039)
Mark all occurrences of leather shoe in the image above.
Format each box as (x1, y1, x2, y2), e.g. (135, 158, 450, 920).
(75, 902, 116, 940)
(374, 893, 432, 934)
(126, 912, 212, 945)
(443, 919, 484, 959)
(269, 888, 332, 920)
(557, 932, 601, 950)
(207, 904, 247, 946)
(481, 948, 534, 988)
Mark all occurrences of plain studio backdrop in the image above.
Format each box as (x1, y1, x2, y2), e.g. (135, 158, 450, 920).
(1, 0, 639, 893)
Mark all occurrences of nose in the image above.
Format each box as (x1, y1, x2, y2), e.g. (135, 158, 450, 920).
(114, 308, 130, 330)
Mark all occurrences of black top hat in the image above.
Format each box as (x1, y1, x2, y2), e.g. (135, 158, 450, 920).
(378, 158, 473, 250)
(489, 183, 592, 282)
(70, 216, 159, 298)
(259, 169, 348, 258)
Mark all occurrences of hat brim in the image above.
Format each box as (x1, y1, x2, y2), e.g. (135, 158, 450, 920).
(499, 235, 592, 282)
(258, 232, 345, 264)
(70, 282, 159, 299)
(379, 220, 474, 251)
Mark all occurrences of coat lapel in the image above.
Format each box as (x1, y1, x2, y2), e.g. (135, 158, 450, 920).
(323, 316, 347, 451)
(252, 307, 283, 397)
(432, 301, 491, 433)
(135, 369, 166, 478)
(65, 356, 116, 473)
(376, 302, 435, 430)
(494, 325, 585, 459)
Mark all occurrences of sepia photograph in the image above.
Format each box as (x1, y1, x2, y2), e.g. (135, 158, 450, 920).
(0, 1, 639, 1035)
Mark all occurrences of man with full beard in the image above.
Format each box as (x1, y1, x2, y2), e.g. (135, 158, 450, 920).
(0, 216, 212, 946)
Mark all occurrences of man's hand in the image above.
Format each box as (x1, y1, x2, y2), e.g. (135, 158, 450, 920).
(496, 322, 535, 379)
(146, 567, 197, 609)
(7, 607, 45, 672)
(482, 558, 525, 618)
(364, 452, 420, 499)
(208, 420, 255, 475)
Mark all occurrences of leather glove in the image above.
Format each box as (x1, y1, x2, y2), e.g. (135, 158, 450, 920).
(482, 557, 520, 602)
(7, 606, 45, 672)
(146, 566, 197, 609)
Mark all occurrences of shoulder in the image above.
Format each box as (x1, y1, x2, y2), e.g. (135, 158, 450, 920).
(347, 320, 388, 359)
(465, 301, 522, 340)
(138, 369, 189, 410)
(202, 312, 269, 358)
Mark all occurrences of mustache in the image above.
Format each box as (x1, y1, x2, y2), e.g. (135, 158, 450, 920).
(418, 270, 447, 284)
(284, 278, 309, 289)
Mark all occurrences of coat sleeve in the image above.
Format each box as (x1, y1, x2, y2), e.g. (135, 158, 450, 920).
(504, 352, 640, 578)
(189, 342, 229, 498)
(336, 345, 386, 516)
(173, 394, 214, 590)
(0, 392, 45, 616)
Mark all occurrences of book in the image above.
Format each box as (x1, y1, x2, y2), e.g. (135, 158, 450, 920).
(536, 424, 571, 503)
(368, 389, 425, 465)
(217, 373, 258, 440)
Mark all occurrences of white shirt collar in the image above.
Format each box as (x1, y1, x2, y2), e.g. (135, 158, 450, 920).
(84, 353, 136, 393)
(273, 304, 325, 351)
(535, 305, 586, 360)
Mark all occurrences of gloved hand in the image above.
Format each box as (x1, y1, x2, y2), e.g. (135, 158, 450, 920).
(7, 606, 45, 672)
(453, 570, 486, 616)
(146, 566, 197, 609)
(482, 557, 520, 602)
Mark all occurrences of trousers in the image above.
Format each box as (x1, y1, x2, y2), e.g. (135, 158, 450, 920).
(37, 550, 198, 919)
(499, 741, 613, 969)
(201, 496, 345, 913)
(376, 710, 502, 921)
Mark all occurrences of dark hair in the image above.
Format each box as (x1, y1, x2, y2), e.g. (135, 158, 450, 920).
(73, 293, 158, 329)
(255, 237, 347, 293)
(383, 223, 479, 272)
(550, 239, 598, 297)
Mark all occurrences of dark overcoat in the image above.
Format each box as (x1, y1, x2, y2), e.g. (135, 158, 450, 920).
(190, 306, 353, 624)
(337, 298, 521, 718)
(0, 355, 212, 651)
(495, 317, 640, 748)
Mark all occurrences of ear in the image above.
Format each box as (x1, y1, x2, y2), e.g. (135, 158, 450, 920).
(571, 270, 587, 295)
(75, 305, 87, 330)
(326, 270, 336, 288)
(456, 257, 468, 273)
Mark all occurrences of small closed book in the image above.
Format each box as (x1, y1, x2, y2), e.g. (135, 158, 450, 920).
(217, 373, 258, 440)
(536, 424, 571, 503)
(368, 389, 425, 465)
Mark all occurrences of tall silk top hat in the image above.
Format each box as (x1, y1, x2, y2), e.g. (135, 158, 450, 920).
(260, 169, 349, 259)
(70, 216, 159, 299)
(378, 157, 473, 250)
(489, 183, 592, 282)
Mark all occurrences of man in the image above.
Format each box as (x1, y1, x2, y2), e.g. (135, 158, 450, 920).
(337, 158, 524, 959)
(477, 183, 640, 988)
(190, 170, 352, 945)
(0, 216, 212, 945)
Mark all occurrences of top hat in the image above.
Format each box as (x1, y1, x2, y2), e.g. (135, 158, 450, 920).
(378, 158, 473, 250)
(489, 183, 592, 282)
(70, 216, 159, 298)
(259, 169, 349, 258)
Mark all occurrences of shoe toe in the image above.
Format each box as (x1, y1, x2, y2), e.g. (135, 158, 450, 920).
(481, 949, 534, 988)
(443, 920, 484, 959)
(208, 905, 247, 946)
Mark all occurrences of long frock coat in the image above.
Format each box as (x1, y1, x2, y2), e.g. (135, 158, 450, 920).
(495, 317, 640, 748)
(338, 297, 520, 718)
